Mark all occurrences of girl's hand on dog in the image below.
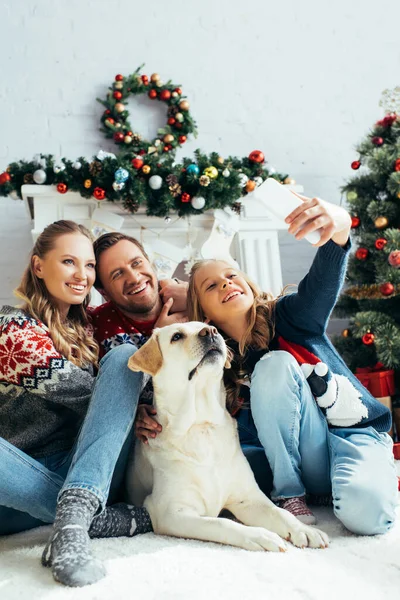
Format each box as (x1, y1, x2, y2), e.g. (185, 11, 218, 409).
(135, 404, 162, 444)
(286, 193, 351, 248)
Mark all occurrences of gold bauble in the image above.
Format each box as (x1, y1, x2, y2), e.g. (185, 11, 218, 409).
(204, 166, 218, 179)
(163, 134, 174, 144)
(115, 103, 125, 113)
(179, 100, 190, 111)
(342, 329, 350, 338)
(84, 179, 92, 189)
(150, 73, 160, 82)
(217, 156, 224, 165)
(283, 177, 296, 185)
(124, 135, 133, 144)
(397, 191, 400, 199)
(375, 216, 389, 229)
(142, 165, 151, 175)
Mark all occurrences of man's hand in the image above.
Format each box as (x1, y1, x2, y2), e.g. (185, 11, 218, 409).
(159, 278, 188, 313)
(135, 404, 162, 444)
(154, 297, 188, 329)
(286, 194, 352, 247)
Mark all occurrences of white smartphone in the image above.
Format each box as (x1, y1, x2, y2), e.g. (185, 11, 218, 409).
(252, 178, 321, 245)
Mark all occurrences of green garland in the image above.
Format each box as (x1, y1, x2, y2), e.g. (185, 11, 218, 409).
(0, 66, 293, 218)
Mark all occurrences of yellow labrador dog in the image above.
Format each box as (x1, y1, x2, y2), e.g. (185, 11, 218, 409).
(126, 322, 329, 552)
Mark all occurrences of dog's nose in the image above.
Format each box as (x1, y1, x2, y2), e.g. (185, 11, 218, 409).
(199, 326, 218, 339)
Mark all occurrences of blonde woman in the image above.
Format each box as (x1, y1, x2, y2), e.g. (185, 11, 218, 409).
(0, 221, 152, 583)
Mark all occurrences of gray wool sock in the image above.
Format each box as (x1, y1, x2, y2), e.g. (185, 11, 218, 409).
(42, 489, 105, 587)
(89, 503, 153, 538)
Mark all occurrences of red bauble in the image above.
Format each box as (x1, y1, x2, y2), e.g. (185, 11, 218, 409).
(388, 250, 400, 268)
(0, 172, 11, 184)
(131, 157, 144, 169)
(375, 238, 387, 250)
(163, 144, 172, 152)
(113, 91, 122, 100)
(148, 89, 157, 99)
(141, 75, 149, 85)
(351, 160, 361, 170)
(138, 149, 146, 156)
(174, 122, 182, 129)
(351, 216, 360, 228)
(104, 109, 111, 115)
(356, 247, 369, 260)
(115, 74, 124, 81)
(168, 117, 176, 125)
(181, 192, 191, 203)
(394, 158, 400, 172)
(106, 118, 115, 125)
(113, 132, 124, 143)
(380, 282, 394, 296)
(57, 183, 68, 194)
(159, 89, 171, 101)
(362, 333, 375, 346)
(377, 115, 397, 127)
(179, 135, 187, 144)
(372, 136, 384, 146)
(174, 88, 182, 95)
(249, 150, 265, 163)
(93, 187, 106, 201)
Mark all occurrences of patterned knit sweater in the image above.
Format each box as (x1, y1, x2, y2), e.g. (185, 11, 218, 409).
(0, 306, 95, 458)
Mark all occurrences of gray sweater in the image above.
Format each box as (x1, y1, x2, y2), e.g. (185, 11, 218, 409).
(0, 306, 95, 458)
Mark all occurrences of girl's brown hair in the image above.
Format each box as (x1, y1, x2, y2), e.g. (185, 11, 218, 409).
(187, 259, 278, 413)
(14, 220, 98, 368)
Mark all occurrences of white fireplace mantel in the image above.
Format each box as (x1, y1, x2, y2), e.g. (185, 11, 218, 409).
(20, 184, 302, 298)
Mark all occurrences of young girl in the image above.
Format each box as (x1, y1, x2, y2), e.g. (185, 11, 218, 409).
(185, 194, 398, 534)
(0, 220, 152, 585)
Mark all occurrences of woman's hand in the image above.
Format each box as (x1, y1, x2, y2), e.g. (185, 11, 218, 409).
(159, 278, 189, 313)
(285, 194, 352, 247)
(134, 404, 162, 444)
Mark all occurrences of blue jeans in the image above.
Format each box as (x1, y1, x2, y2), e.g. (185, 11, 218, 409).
(0, 344, 142, 536)
(237, 351, 398, 535)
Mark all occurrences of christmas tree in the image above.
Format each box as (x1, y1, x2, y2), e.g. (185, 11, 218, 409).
(334, 88, 400, 415)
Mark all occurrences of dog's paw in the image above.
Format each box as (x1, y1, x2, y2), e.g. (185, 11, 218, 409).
(287, 524, 329, 549)
(241, 527, 287, 553)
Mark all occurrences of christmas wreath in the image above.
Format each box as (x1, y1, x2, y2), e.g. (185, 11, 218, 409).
(0, 67, 294, 218)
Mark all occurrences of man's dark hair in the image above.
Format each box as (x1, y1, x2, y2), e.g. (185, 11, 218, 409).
(93, 232, 149, 289)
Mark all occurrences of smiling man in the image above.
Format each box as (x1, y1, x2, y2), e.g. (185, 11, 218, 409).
(90, 233, 188, 357)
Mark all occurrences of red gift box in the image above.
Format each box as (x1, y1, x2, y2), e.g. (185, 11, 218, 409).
(355, 363, 395, 398)
(394, 443, 400, 460)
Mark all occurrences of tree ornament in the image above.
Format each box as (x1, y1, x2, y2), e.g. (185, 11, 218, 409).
(150, 73, 160, 82)
(175, 112, 184, 122)
(254, 176, 263, 187)
(238, 173, 249, 186)
(374, 216, 389, 229)
(163, 144, 172, 152)
(283, 177, 296, 185)
(179, 135, 187, 144)
(33, 169, 47, 184)
(179, 100, 190, 111)
(115, 103, 125, 113)
(181, 192, 191, 203)
(57, 183, 68, 194)
(113, 91, 122, 100)
(84, 179, 92, 188)
(142, 165, 151, 175)
(167, 117, 176, 125)
(388, 250, 400, 268)
(112, 181, 124, 191)
(351, 160, 361, 170)
(53, 164, 65, 174)
(199, 175, 210, 187)
(149, 175, 163, 190)
(342, 329, 350, 337)
(141, 74, 149, 85)
(131, 157, 144, 169)
(372, 136, 384, 146)
(362, 332, 375, 345)
(394, 158, 400, 172)
(191, 196, 206, 210)
(23, 173, 34, 184)
(0, 172, 11, 184)
(217, 157, 224, 165)
(186, 164, 200, 176)
(248, 150, 265, 163)
(72, 161, 82, 170)
(89, 160, 102, 176)
(148, 89, 157, 99)
(246, 180, 256, 193)
(351, 216, 361, 228)
(380, 282, 394, 296)
(93, 187, 106, 200)
(222, 168, 230, 177)
(113, 132, 124, 143)
(174, 88, 182, 95)
(375, 238, 387, 250)
(204, 166, 218, 179)
(124, 135, 133, 144)
(114, 82, 123, 90)
(163, 134, 174, 144)
(346, 190, 358, 201)
(115, 167, 129, 183)
(159, 89, 171, 101)
(115, 74, 124, 81)
(355, 247, 369, 260)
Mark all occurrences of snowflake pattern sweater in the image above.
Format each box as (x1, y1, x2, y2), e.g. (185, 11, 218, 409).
(0, 306, 95, 458)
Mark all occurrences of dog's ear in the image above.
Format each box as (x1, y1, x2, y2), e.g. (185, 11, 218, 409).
(127, 335, 163, 376)
(224, 347, 233, 370)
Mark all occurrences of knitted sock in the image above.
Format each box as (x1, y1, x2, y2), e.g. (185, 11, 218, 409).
(42, 489, 105, 587)
(89, 503, 153, 538)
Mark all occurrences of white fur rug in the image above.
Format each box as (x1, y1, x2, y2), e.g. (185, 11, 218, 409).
(1, 499, 399, 600)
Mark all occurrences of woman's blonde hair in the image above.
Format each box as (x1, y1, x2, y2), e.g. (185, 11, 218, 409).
(187, 259, 278, 413)
(14, 220, 98, 368)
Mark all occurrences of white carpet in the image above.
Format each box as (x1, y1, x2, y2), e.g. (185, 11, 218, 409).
(1, 499, 399, 600)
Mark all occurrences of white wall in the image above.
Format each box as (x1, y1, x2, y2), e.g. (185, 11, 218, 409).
(1, 0, 399, 310)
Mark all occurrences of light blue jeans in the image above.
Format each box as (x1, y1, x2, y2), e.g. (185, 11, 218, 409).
(0, 344, 142, 536)
(238, 350, 398, 536)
